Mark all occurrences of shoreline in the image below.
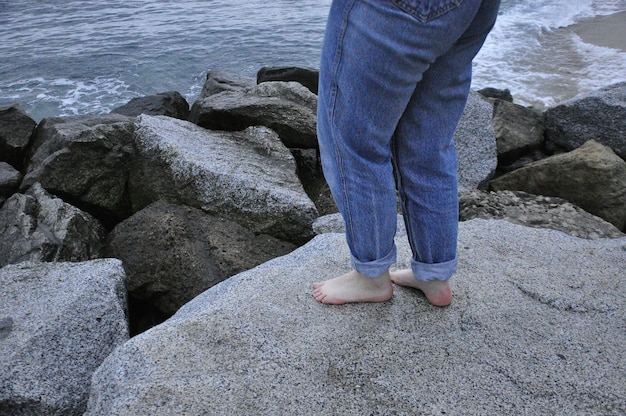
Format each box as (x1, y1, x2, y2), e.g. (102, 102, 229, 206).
(568, 10, 626, 52)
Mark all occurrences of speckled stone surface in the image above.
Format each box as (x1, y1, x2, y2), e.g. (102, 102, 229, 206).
(1, 259, 128, 415)
(86, 220, 626, 415)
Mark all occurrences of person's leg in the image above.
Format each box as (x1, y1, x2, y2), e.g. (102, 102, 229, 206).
(390, 0, 501, 305)
(314, 0, 492, 304)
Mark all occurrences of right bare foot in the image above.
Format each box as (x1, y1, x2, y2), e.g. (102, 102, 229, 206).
(390, 269, 452, 306)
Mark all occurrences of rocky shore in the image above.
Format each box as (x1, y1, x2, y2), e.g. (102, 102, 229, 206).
(1, 68, 625, 415)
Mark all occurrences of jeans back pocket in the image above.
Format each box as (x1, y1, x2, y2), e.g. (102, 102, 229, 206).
(391, 0, 463, 22)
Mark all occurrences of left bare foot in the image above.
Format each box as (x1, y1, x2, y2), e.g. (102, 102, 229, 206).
(390, 269, 452, 306)
(312, 270, 393, 305)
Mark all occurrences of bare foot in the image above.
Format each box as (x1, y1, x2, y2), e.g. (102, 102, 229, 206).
(312, 270, 393, 305)
(390, 269, 452, 306)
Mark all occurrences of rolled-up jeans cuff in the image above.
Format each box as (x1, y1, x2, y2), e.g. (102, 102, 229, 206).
(351, 245, 397, 278)
(411, 257, 457, 281)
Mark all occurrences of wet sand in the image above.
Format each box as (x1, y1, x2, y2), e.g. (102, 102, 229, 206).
(569, 10, 626, 52)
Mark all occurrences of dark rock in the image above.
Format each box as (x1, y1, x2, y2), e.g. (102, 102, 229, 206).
(544, 82, 626, 159)
(0, 259, 128, 416)
(189, 81, 318, 149)
(0, 183, 106, 267)
(489, 140, 626, 231)
(199, 70, 256, 99)
(111, 91, 190, 120)
(459, 189, 624, 239)
(0, 103, 36, 169)
(477, 87, 513, 102)
(21, 114, 136, 227)
(257, 66, 319, 94)
(492, 99, 545, 165)
(104, 200, 296, 318)
(0, 162, 21, 201)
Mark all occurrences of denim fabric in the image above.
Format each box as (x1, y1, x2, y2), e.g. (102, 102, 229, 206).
(317, 0, 500, 280)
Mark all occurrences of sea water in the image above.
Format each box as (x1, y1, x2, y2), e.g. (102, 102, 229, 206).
(0, 0, 625, 121)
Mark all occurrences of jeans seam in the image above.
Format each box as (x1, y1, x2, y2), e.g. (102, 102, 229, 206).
(391, 0, 464, 23)
(391, 136, 417, 261)
(329, 0, 358, 247)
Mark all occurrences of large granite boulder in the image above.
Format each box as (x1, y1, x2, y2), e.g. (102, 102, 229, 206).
(1, 259, 128, 416)
(544, 82, 626, 159)
(111, 91, 190, 120)
(189, 81, 318, 149)
(104, 200, 295, 316)
(489, 140, 626, 231)
(459, 189, 625, 239)
(492, 99, 545, 166)
(198, 70, 256, 99)
(454, 91, 497, 192)
(85, 219, 625, 415)
(0, 183, 106, 267)
(21, 114, 136, 227)
(257, 66, 319, 94)
(130, 115, 318, 243)
(0, 103, 36, 169)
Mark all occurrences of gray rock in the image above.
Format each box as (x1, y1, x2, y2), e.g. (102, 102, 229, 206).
(198, 70, 256, 99)
(544, 81, 626, 159)
(492, 99, 545, 165)
(104, 200, 295, 316)
(0, 183, 106, 267)
(189, 81, 318, 149)
(111, 91, 190, 120)
(21, 114, 136, 226)
(455, 91, 498, 192)
(0, 103, 36, 169)
(257, 66, 319, 94)
(85, 219, 626, 415)
(489, 140, 626, 231)
(0, 161, 21, 199)
(130, 115, 317, 243)
(1, 259, 128, 416)
(459, 189, 625, 239)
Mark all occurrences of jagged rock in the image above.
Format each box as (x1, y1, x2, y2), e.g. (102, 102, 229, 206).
(1, 259, 128, 416)
(459, 189, 624, 239)
(476, 87, 513, 102)
(130, 115, 317, 243)
(85, 219, 626, 415)
(489, 140, 626, 231)
(111, 91, 190, 120)
(0, 103, 36, 169)
(198, 70, 256, 99)
(0, 162, 21, 201)
(0, 183, 106, 267)
(21, 114, 136, 227)
(544, 82, 626, 158)
(257, 66, 319, 94)
(492, 99, 545, 165)
(454, 91, 498, 191)
(189, 81, 318, 148)
(104, 200, 295, 316)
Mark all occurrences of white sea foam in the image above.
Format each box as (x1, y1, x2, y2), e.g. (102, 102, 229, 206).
(3, 77, 138, 119)
(1, 0, 624, 119)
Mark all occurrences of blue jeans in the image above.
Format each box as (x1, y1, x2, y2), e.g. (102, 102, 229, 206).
(317, 0, 500, 281)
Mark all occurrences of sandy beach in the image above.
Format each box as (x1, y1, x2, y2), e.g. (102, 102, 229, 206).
(569, 10, 626, 52)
